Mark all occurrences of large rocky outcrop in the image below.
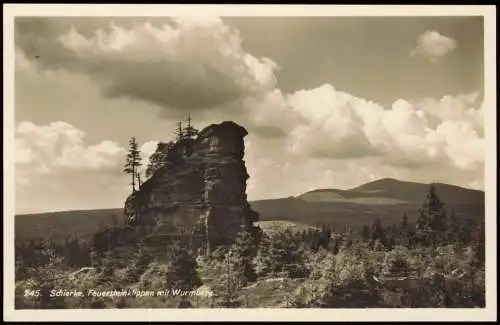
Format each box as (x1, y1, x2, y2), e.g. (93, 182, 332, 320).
(124, 121, 259, 254)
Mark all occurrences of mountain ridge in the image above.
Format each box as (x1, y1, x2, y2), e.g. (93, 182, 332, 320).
(15, 178, 485, 241)
(295, 178, 484, 205)
(304, 178, 484, 195)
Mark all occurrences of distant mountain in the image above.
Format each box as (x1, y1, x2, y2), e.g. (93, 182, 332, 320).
(250, 178, 484, 231)
(298, 178, 484, 205)
(349, 178, 484, 205)
(14, 178, 485, 241)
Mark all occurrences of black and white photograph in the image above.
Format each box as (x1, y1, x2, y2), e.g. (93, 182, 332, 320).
(3, 4, 496, 322)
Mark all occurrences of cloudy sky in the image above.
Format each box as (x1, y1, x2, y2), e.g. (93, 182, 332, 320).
(14, 15, 486, 214)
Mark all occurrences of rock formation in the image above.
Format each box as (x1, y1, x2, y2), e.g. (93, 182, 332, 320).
(124, 121, 260, 255)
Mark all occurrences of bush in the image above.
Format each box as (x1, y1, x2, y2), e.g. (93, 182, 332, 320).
(138, 262, 170, 291)
(335, 244, 377, 283)
(407, 248, 429, 277)
(289, 245, 379, 308)
(164, 240, 202, 291)
(382, 246, 411, 276)
(399, 276, 446, 307)
(122, 247, 153, 284)
(434, 244, 461, 275)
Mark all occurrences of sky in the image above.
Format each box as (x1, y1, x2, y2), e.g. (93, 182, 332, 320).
(13, 15, 486, 214)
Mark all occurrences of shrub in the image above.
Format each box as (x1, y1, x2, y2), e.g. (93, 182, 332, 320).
(434, 244, 461, 275)
(382, 246, 411, 276)
(122, 247, 153, 284)
(138, 262, 170, 291)
(289, 245, 379, 308)
(164, 240, 202, 291)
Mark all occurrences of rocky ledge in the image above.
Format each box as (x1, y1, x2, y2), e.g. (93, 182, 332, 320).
(124, 121, 260, 254)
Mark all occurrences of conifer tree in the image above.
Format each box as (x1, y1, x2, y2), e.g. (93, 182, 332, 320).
(175, 121, 183, 141)
(360, 224, 370, 242)
(124, 136, 142, 192)
(401, 213, 408, 230)
(370, 218, 385, 244)
(397, 213, 409, 246)
(416, 184, 447, 247)
(211, 250, 245, 308)
(386, 225, 397, 250)
(253, 229, 309, 279)
(319, 224, 332, 249)
(183, 113, 199, 139)
(229, 230, 257, 282)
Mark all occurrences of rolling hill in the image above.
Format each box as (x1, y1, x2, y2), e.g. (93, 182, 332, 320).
(14, 178, 485, 241)
(298, 178, 484, 205)
(251, 178, 484, 231)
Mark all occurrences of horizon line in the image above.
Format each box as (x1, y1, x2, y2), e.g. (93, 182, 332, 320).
(14, 177, 485, 216)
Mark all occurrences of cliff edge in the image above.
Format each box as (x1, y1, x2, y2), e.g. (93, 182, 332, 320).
(124, 121, 260, 253)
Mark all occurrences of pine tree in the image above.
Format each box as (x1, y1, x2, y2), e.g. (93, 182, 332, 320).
(124, 136, 142, 192)
(319, 224, 332, 249)
(254, 230, 309, 279)
(401, 213, 408, 230)
(416, 184, 447, 247)
(183, 113, 199, 139)
(175, 121, 184, 141)
(360, 224, 370, 242)
(211, 250, 245, 308)
(229, 230, 257, 282)
(370, 218, 385, 244)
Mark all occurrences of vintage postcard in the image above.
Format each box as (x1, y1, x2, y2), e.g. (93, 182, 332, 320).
(3, 4, 497, 322)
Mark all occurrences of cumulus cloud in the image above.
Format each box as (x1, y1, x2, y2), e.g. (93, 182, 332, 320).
(276, 84, 484, 171)
(15, 17, 279, 117)
(410, 30, 457, 63)
(240, 81, 484, 200)
(414, 92, 483, 134)
(285, 84, 382, 159)
(15, 121, 158, 213)
(16, 121, 126, 174)
(436, 121, 484, 170)
(240, 89, 302, 138)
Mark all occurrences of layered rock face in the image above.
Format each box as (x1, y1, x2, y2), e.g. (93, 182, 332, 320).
(124, 121, 259, 254)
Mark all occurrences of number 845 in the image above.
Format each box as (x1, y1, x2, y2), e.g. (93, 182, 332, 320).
(24, 289, 40, 297)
